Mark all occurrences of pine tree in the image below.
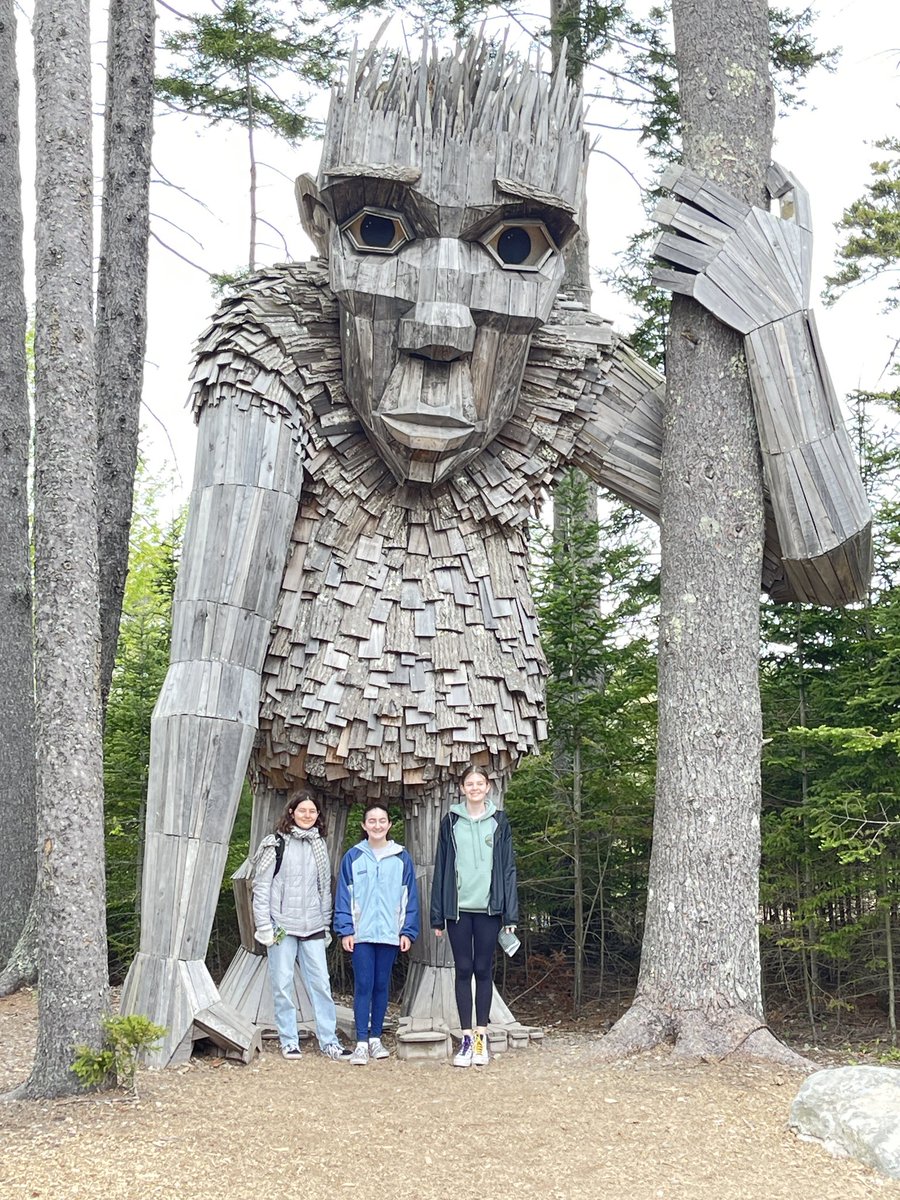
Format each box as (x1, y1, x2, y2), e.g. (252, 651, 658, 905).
(0, 0, 36, 973)
(508, 476, 657, 1010)
(104, 472, 183, 980)
(19, 0, 109, 1100)
(597, 0, 809, 1066)
(96, 0, 156, 708)
(156, 0, 340, 272)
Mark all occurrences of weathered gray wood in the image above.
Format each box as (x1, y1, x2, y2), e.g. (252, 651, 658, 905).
(123, 394, 302, 1063)
(743, 311, 872, 602)
(653, 164, 871, 604)
(194, 1002, 262, 1063)
(129, 34, 871, 1066)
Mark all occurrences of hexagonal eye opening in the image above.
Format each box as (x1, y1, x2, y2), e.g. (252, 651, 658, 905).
(481, 220, 558, 271)
(341, 208, 411, 254)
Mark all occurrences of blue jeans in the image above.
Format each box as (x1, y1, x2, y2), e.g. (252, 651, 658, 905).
(351, 942, 398, 1041)
(267, 935, 338, 1050)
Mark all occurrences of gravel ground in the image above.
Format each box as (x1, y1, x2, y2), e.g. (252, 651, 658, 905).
(1, 989, 898, 1200)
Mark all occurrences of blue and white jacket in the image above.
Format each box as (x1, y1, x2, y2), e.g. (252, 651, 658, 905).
(334, 841, 420, 946)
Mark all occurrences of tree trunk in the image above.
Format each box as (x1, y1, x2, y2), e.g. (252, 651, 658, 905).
(549, 2, 600, 1004)
(16, 0, 109, 1099)
(246, 64, 257, 272)
(95, 0, 155, 708)
(598, 0, 809, 1068)
(572, 740, 584, 1012)
(883, 859, 897, 1048)
(0, 891, 38, 997)
(0, 0, 37, 968)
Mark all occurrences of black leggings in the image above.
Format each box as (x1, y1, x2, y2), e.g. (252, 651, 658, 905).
(446, 911, 502, 1028)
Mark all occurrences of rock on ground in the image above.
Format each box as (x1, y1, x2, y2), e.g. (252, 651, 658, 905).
(790, 1065, 900, 1180)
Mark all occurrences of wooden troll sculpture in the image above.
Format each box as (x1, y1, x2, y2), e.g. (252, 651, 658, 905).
(122, 38, 871, 1065)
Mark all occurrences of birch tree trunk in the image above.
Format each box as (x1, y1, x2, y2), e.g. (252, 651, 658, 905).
(17, 0, 109, 1099)
(0, 0, 37, 969)
(598, 0, 808, 1066)
(96, 0, 155, 707)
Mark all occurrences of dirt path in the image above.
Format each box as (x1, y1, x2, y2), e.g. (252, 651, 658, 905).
(1, 990, 897, 1200)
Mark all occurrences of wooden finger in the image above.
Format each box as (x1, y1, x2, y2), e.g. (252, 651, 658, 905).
(652, 195, 732, 248)
(658, 164, 750, 229)
(651, 230, 717, 274)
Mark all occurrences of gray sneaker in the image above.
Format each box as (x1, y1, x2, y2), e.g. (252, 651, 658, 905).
(368, 1037, 390, 1060)
(349, 1042, 369, 1066)
(453, 1034, 473, 1068)
(281, 1045, 302, 1060)
(322, 1042, 351, 1061)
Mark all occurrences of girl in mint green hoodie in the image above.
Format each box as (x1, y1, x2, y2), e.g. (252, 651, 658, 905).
(431, 766, 519, 1067)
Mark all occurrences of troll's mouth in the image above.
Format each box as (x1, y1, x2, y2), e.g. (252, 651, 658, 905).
(380, 411, 475, 450)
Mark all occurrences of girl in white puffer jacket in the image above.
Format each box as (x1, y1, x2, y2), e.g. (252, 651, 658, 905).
(253, 791, 349, 1061)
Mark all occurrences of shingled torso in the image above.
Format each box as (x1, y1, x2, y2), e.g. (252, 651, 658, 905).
(189, 261, 617, 803)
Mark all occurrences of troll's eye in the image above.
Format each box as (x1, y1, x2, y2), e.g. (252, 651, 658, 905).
(341, 208, 411, 254)
(480, 220, 558, 271)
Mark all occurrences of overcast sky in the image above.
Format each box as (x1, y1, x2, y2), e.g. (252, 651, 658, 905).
(13, 0, 900, 510)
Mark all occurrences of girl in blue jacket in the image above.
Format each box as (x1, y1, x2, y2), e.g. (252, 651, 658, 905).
(334, 803, 419, 1065)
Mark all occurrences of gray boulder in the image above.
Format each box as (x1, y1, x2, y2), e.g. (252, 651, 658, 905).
(790, 1065, 900, 1180)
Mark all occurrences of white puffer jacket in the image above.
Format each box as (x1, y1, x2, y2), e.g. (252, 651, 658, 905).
(252, 828, 332, 937)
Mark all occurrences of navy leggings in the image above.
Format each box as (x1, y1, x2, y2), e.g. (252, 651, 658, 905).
(351, 942, 398, 1041)
(446, 911, 502, 1028)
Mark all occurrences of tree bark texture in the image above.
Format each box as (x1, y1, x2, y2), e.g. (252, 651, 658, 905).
(599, 1, 808, 1066)
(0, 0, 37, 966)
(22, 0, 109, 1098)
(0, 888, 38, 997)
(96, 0, 155, 709)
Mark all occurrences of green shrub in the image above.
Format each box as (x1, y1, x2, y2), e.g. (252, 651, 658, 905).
(72, 1013, 166, 1095)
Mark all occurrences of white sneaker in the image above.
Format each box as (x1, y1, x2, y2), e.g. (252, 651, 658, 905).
(349, 1042, 369, 1066)
(322, 1042, 351, 1061)
(472, 1031, 489, 1066)
(453, 1034, 474, 1067)
(281, 1045, 302, 1060)
(368, 1037, 390, 1060)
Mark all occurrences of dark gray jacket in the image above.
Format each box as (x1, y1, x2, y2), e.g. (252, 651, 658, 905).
(430, 808, 518, 928)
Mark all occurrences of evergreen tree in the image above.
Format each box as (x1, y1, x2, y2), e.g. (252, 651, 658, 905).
(825, 139, 900, 320)
(103, 471, 183, 980)
(96, 0, 156, 709)
(507, 475, 657, 1010)
(759, 394, 900, 1040)
(156, 0, 341, 272)
(20, 0, 109, 1100)
(0, 0, 36, 974)
(597, 0, 808, 1066)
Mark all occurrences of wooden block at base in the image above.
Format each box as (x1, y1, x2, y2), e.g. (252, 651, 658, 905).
(507, 1023, 532, 1050)
(486, 1027, 508, 1054)
(396, 1030, 452, 1062)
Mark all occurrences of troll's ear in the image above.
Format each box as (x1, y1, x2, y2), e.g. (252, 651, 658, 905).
(295, 174, 332, 259)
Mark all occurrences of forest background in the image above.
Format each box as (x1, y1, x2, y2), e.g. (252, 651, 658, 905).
(7, 0, 900, 1056)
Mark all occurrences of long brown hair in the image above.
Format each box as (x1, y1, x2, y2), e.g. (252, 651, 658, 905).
(275, 788, 327, 838)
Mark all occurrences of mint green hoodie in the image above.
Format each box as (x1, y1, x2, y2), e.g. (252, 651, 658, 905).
(450, 800, 498, 912)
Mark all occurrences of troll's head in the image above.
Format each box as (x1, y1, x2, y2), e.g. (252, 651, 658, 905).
(297, 38, 588, 485)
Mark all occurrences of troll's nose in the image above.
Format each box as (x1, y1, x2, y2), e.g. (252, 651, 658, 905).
(398, 302, 476, 362)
